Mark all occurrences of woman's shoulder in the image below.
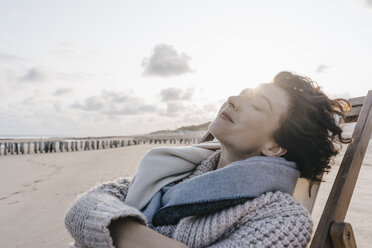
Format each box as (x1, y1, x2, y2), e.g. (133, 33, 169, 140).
(236, 191, 313, 240)
(172, 191, 312, 247)
(243, 191, 311, 218)
(221, 192, 312, 247)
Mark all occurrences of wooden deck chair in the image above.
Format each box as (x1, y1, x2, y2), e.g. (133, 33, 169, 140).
(200, 90, 372, 248)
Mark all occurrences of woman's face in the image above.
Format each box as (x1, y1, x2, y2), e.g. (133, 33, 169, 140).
(209, 83, 290, 157)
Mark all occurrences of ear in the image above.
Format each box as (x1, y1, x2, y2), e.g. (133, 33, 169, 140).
(261, 142, 287, 157)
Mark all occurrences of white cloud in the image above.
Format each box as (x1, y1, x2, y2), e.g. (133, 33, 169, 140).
(18, 67, 48, 82)
(71, 96, 105, 111)
(71, 90, 157, 115)
(103, 104, 156, 116)
(50, 42, 97, 60)
(203, 103, 218, 112)
(355, 0, 372, 8)
(0, 52, 36, 85)
(22, 96, 39, 105)
(0, 96, 89, 137)
(0, 50, 95, 86)
(54, 87, 72, 96)
(142, 44, 193, 77)
(315, 64, 329, 73)
(101, 90, 130, 103)
(158, 101, 220, 123)
(182, 88, 194, 100)
(53, 102, 63, 113)
(180, 104, 217, 125)
(326, 91, 353, 100)
(159, 87, 194, 102)
(0, 51, 26, 62)
(159, 102, 187, 117)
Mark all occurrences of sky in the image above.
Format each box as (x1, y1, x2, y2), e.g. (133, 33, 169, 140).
(0, 0, 371, 137)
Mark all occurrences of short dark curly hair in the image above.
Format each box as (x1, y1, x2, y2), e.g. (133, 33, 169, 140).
(272, 71, 352, 183)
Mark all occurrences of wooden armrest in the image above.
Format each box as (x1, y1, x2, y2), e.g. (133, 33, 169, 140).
(330, 222, 357, 248)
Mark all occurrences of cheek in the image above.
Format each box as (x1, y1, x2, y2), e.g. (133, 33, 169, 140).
(238, 118, 272, 142)
(228, 129, 266, 154)
(208, 117, 226, 137)
(237, 128, 265, 145)
(240, 115, 265, 132)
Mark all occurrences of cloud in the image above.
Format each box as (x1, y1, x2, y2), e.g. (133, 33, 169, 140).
(71, 96, 105, 111)
(19, 67, 48, 82)
(159, 102, 187, 117)
(54, 87, 72, 96)
(159, 87, 194, 102)
(103, 104, 156, 115)
(203, 103, 218, 112)
(50, 42, 97, 60)
(0, 52, 24, 62)
(315, 64, 329, 73)
(22, 96, 39, 105)
(0, 52, 35, 84)
(142, 44, 193, 77)
(356, 0, 372, 8)
(0, 51, 34, 66)
(327, 92, 352, 99)
(71, 90, 157, 115)
(53, 102, 64, 113)
(101, 90, 130, 103)
(0, 52, 93, 84)
(15, 66, 92, 84)
(182, 88, 194, 100)
(101, 91, 156, 115)
(159, 101, 219, 119)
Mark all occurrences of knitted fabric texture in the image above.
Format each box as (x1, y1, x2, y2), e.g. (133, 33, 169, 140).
(65, 150, 312, 248)
(125, 141, 220, 209)
(147, 153, 300, 226)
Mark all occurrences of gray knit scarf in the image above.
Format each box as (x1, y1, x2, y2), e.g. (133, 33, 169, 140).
(142, 155, 300, 226)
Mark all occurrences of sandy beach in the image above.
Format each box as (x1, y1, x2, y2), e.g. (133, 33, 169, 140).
(1, 140, 371, 247)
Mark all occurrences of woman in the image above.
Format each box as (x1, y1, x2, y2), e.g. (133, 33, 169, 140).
(65, 71, 351, 248)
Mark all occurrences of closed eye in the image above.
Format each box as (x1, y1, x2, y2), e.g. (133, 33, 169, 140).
(253, 104, 261, 111)
(253, 98, 268, 111)
(257, 94, 272, 112)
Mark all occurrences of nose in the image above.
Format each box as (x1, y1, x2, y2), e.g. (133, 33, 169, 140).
(227, 96, 239, 110)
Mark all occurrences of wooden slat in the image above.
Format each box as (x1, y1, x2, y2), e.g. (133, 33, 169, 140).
(200, 131, 214, 142)
(344, 95, 365, 123)
(348, 96, 365, 107)
(344, 106, 362, 123)
(293, 179, 321, 213)
(310, 90, 372, 247)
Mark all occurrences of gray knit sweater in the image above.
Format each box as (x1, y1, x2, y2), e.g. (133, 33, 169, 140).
(65, 151, 312, 248)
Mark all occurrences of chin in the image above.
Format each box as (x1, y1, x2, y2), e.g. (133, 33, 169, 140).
(208, 119, 223, 141)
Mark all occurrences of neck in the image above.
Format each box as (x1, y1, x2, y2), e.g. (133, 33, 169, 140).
(217, 144, 260, 170)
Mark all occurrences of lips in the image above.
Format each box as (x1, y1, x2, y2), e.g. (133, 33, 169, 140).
(220, 111, 234, 123)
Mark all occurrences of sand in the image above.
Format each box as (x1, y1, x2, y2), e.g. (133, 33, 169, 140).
(0, 141, 371, 247)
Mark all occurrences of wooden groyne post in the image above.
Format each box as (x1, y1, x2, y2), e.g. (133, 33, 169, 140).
(0, 136, 200, 156)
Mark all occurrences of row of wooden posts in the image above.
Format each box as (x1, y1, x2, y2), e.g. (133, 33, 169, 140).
(0, 138, 199, 156)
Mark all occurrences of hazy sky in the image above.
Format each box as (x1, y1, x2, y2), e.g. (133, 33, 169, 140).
(1, 0, 371, 136)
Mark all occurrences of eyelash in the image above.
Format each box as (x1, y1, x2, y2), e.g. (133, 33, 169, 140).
(253, 105, 261, 111)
